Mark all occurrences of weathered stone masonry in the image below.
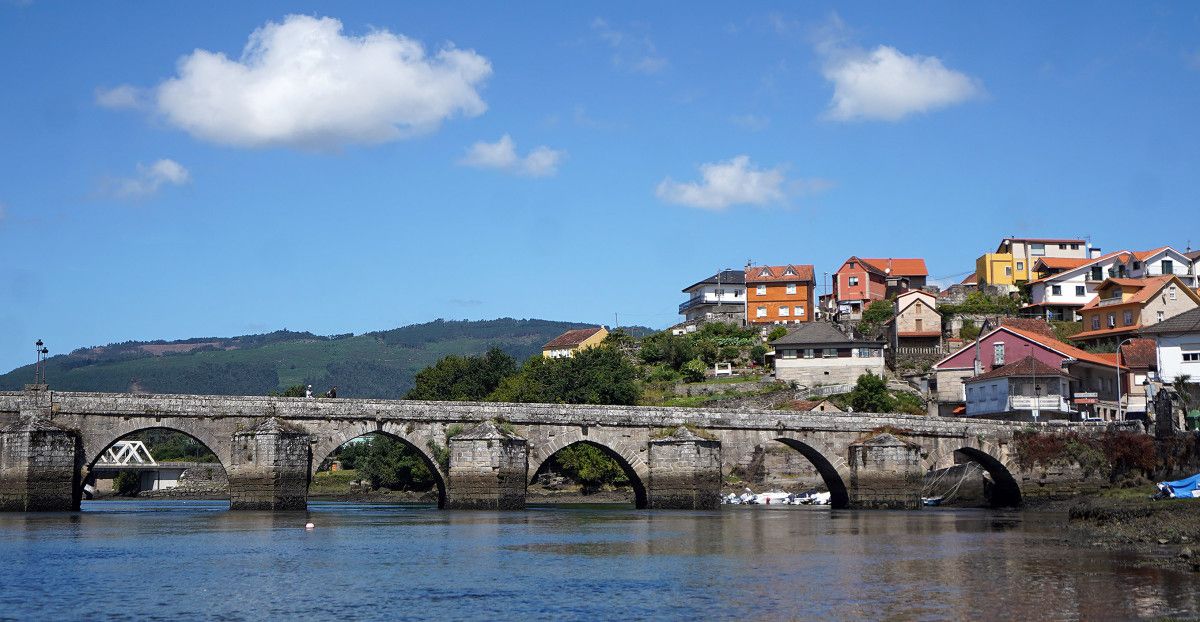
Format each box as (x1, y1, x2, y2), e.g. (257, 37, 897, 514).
(0, 387, 1129, 512)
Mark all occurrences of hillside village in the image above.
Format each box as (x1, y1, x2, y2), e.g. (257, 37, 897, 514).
(623, 236, 1200, 426)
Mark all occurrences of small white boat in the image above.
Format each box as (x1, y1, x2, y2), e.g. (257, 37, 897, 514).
(751, 491, 792, 505)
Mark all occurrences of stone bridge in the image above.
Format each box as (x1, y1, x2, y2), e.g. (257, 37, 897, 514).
(0, 386, 1122, 512)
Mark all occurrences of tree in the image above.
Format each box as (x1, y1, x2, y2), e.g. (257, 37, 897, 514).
(960, 319, 981, 340)
(858, 300, 895, 337)
(489, 346, 640, 405)
(355, 435, 436, 491)
(406, 348, 517, 401)
(848, 372, 896, 413)
(270, 384, 307, 397)
(718, 345, 740, 362)
(638, 332, 697, 370)
(680, 359, 708, 383)
(767, 326, 789, 342)
(113, 471, 141, 496)
(552, 444, 629, 490)
(750, 344, 768, 366)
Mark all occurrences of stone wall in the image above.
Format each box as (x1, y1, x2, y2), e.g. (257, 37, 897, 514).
(848, 433, 923, 509)
(446, 422, 527, 510)
(228, 419, 310, 511)
(647, 428, 721, 509)
(0, 418, 82, 511)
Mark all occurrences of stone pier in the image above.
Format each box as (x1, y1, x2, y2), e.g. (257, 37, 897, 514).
(646, 426, 722, 510)
(228, 418, 311, 511)
(0, 386, 81, 511)
(848, 432, 923, 510)
(446, 421, 528, 510)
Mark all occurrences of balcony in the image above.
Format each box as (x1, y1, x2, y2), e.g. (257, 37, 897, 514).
(1097, 296, 1125, 307)
(1008, 395, 1072, 412)
(678, 295, 742, 313)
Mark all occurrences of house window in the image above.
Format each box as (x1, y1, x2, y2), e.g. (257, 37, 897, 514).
(786, 283, 797, 295)
(1017, 261, 1025, 271)
(1107, 314, 1116, 328)
(1005, 266, 1013, 277)
(795, 306, 805, 316)
(1091, 315, 1101, 330)
(1052, 285, 1062, 296)
(803, 349, 814, 359)
(823, 348, 837, 358)
(756, 285, 766, 296)
(1091, 266, 1103, 281)
(779, 306, 790, 317)
(1031, 244, 1046, 256)
(756, 306, 767, 318)
(848, 276, 859, 286)
(1076, 285, 1086, 296)
(1158, 311, 1165, 322)
(1182, 348, 1200, 363)
(1123, 310, 1133, 325)
(1163, 260, 1174, 275)
(1071, 244, 1080, 250)
(1169, 286, 1177, 301)
(1133, 261, 1142, 270)
(781, 349, 797, 359)
(735, 289, 742, 297)
(994, 343, 1005, 365)
(915, 318, 923, 331)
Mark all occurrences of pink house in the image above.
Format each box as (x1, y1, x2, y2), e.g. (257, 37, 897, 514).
(932, 325, 1125, 420)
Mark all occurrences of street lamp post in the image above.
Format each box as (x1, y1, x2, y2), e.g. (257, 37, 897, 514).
(1115, 337, 1136, 422)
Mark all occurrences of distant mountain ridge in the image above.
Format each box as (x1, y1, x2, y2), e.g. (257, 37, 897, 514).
(0, 319, 657, 399)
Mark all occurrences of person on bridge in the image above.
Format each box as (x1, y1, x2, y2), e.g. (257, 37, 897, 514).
(305, 385, 313, 399)
(324, 386, 337, 398)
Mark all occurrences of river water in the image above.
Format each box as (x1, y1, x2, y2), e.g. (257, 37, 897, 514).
(0, 501, 1195, 621)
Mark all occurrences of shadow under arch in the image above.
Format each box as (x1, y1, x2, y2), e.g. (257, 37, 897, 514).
(528, 440, 648, 509)
(773, 438, 850, 509)
(945, 447, 1022, 508)
(312, 432, 447, 509)
(84, 426, 228, 499)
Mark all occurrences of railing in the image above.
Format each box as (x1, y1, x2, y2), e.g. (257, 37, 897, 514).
(1008, 395, 1072, 412)
(803, 384, 856, 397)
(894, 346, 945, 356)
(678, 296, 743, 313)
(1097, 297, 1125, 307)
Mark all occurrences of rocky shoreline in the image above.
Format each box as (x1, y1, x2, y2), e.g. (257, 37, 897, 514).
(1063, 491, 1200, 573)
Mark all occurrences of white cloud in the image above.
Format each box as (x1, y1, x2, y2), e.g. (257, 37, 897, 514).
(459, 135, 564, 177)
(591, 18, 667, 74)
(102, 159, 191, 199)
(127, 15, 491, 149)
(816, 18, 982, 122)
(656, 155, 789, 210)
(95, 84, 146, 110)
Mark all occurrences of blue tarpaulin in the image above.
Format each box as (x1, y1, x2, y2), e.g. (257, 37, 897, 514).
(1158, 473, 1200, 498)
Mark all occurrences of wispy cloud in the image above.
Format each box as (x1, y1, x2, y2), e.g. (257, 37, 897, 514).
(99, 15, 491, 150)
(815, 15, 983, 122)
(94, 84, 147, 110)
(591, 18, 668, 74)
(459, 135, 565, 177)
(100, 159, 191, 200)
(656, 155, 829, 211)
(731, 114, 770, 132)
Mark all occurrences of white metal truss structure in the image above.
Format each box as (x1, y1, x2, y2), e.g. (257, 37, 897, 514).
(96, 440, 158, 466)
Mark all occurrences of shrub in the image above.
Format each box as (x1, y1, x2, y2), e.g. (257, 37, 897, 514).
(113, 471, 140, 496)
(718, 345, 740, 362)
(767, 326, 788, 342)
(681, 359, 708, 383)
(749, 344, 768, 366)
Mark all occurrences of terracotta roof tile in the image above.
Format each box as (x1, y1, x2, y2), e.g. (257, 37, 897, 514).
(859, 258, 928, 277)
(1140, 307, 1200, 336)
(1120, 338, 1157, 369)
(966, 356, 1071, 383)
(542, 327, 605, 349)
(745, 264, 815, 283)
(1080, 276, 1178, 310)
(1002, 325, 1125, 369)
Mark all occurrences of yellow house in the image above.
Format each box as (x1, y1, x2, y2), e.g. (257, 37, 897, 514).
(542, 327, 609, 358)
(976, 237, 1091, 288)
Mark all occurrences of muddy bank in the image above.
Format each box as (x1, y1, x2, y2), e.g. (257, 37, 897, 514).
(1067, 492, 1200, 573)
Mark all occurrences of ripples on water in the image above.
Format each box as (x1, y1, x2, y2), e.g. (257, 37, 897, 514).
(0, 501, 1196, 621)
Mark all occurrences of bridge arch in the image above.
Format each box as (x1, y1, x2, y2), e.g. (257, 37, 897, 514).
(528, 431, 649, 509)
(772, 436, 851, 509)
(83, 420, 232, 475)
(310, 424, 447, 509)
(922, 442, 1022, 508)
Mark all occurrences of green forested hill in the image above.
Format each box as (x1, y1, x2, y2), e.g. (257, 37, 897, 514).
(0, 319, 653, 399)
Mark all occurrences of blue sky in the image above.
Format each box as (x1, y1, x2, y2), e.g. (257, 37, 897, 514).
(2, 2, 1199, 373)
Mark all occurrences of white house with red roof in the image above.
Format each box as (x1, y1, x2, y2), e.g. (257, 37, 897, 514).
(1026, 249, 1130, 321)
(963, 356, 1074, 420)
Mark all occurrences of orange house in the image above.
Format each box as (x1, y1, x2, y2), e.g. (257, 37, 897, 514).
(745, 264, 815, 325)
